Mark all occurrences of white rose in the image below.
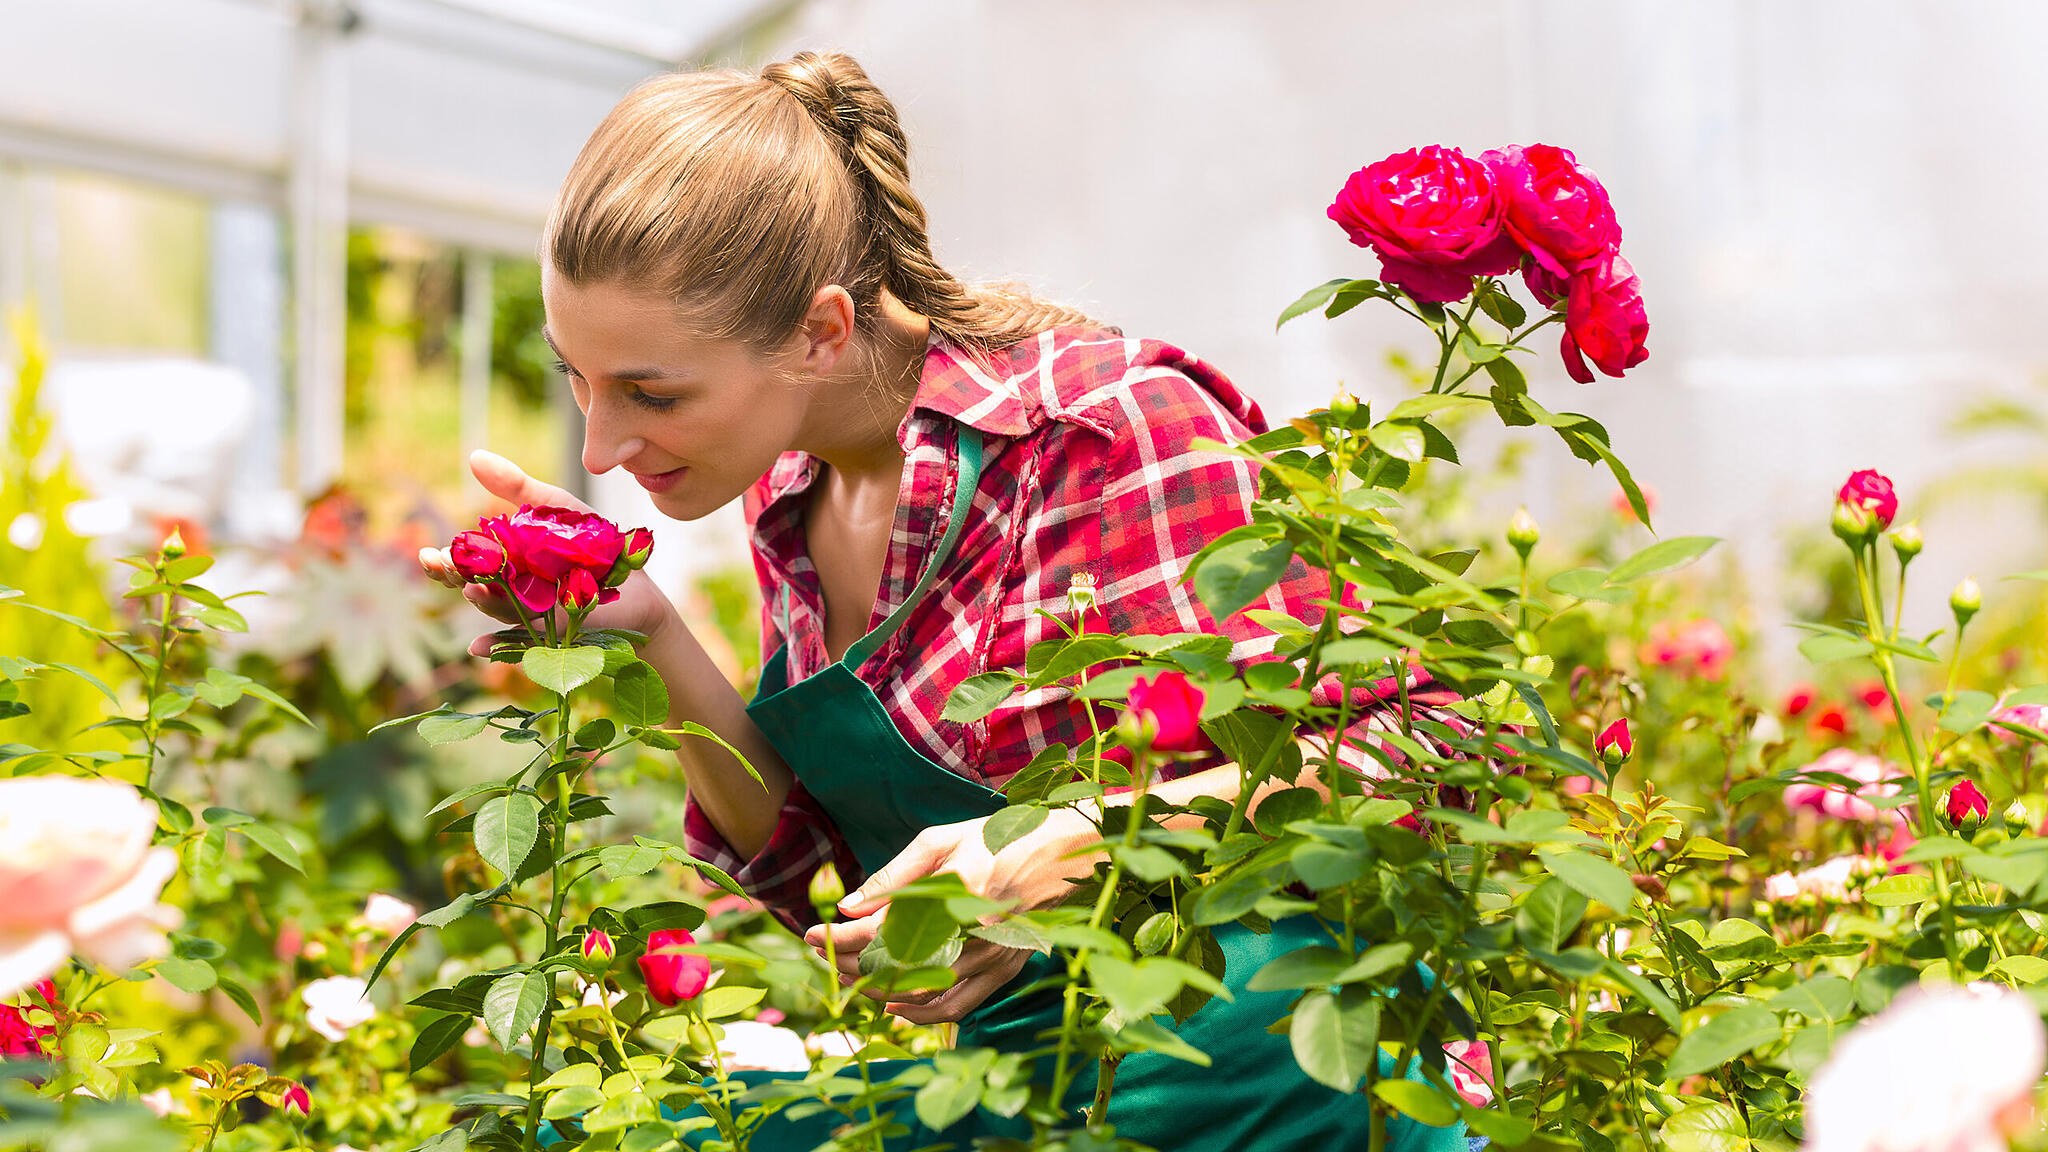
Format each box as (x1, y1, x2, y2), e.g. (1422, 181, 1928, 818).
(717, 1021, 809, 1072)
(1803, 984, 2045, 1152)
(359, 892, 418, 936)
(0, 777, 184, 998)
(300, 975, 375, 1042)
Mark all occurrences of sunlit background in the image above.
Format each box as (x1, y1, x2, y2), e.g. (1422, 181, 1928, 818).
(5, 0, 2047, 679)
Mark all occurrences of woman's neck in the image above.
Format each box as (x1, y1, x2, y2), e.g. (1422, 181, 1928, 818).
(797, 294, 932, 485)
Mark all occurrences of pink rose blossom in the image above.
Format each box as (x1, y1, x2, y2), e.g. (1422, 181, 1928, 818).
(1484, 144, 1623, 280)
(0, 777, 183, 999)
(1559, 252, 1650, 383)
(1126, 671, 1208, 754)
(358, 893, 418, 936)
(300, 975, 374, 1043)
(1804, 985, 2043, 1152)
(638, 929, 711, 1006)
(1992, 702, 2048, 745)
(1327, 146, 1523, 304)
(1836, 470, 1899, 532)
(1442, 1039, 1495, 1109)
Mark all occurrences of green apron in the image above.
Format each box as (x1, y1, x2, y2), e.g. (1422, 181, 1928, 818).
(550, 424, 1473, 1150)
(732, 425, 1467, 1151)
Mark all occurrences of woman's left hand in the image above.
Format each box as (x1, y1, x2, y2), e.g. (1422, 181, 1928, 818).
(803, 807, 1096, 1024)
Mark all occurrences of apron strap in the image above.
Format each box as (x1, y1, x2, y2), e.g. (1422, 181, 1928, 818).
(841, 425, 985, 671)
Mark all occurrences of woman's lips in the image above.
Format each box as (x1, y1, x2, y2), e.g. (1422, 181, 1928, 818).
(633, 466, 686, 493)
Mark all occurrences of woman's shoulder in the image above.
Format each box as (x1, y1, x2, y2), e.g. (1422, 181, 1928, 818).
(936, 325, 1272, 447)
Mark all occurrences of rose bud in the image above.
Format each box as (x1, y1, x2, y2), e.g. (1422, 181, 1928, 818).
(1952, 577, 1982, 628)
(809, 861, 846, 917)
(1123, 671, 1208, 754)
(279, 1082, 312, 1117)
(1327, 386, 1360, 424)
(1594, 718, 1633, 766)
(2006, 800, 2032, 838)
(1889, 522, 1923, 562)
(1835, 469, 1899, 537)
(449, 531, 508, 581)
(581, 928, 616, 963)
(1944, 779, 1989, 833)
(637, 929, 711, 1006)
(622, 527, 654, 571)
(159, 527, 187, 562)
(559, 567, 600, 612)
(1507, 507, 1541, 561)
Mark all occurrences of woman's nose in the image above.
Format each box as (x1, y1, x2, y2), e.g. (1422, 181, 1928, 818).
(580, 401, 647, 476)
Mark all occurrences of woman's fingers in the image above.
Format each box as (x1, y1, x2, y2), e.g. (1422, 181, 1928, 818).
(469, 450, 590, 514)
(886, 952, 1024, 1025)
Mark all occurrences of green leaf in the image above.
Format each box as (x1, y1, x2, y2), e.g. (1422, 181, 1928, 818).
(1288, 987, 1381, 1092)
(1538, 848, 1637, 914)
(1028, 636, 1128, 686)
(1545, 568, 1630, 604)
(1607, 536, 1720, 584)
(483, 972, 549, 1049)
(1660, 1100, 1750, 1152)
(1366, 422, 1426, 463)
(1515, 878, 1588, 953)
(238, 681, 313, 727)
(982, 805, 1048, 853)
(881, 896, 957, 966)
(475, 793, 542, 878)
(915, 1071, 982, 1133)
(1865, 873, 1934, 906)
(943, 672, 1020, 723)
(1935, 689, 1997, 735)
(610, 660, 669, 727)
(154, 957, 215, 994)
(410, 1013, 471, 1072)
(1192, 538, 1294, 623)
(420, 712, 492, 745)
(521, 646, 606, 695)
(1373, 1080, 1459, 1127)
(1664, 1003, 1782, 1081)
(1247, 947, 1350, 992)
(1276, 278, 1352, 330)
(237, 823, 304, 874)
(1800, 633, 1874, 664)
(542, 1085, 604, 1120)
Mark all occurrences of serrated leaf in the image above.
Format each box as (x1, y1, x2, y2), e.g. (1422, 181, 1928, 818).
(1373, 1079, 1459, 1127)
(1366, 422, 1427, 463)
(982, 805, 1048, 853)
(1800, 633, 1874, 664)
(237, 823, 304, 874)
(483, 972, 548, 1049)
(943, 672, 1019, 723)
(1664, 1004, 1782, 1081)
(1288, 987, 1381, 1092)
(610, 660, 668, 726)
(420, 712, 492, 745)
(1516, 878, 1587, 953)
(521, 646, 605, 695)
(1538, 848, 1637, 914)
(1276, 278, 1352, 330)
(1193, 538, 1293, 623)
(154, 957, 216, 994)
(1607, 536, 1720, 584)
(475, 793, 542, 878)
(881, 896, 956, 966)
(410, 1013, 471, 1073)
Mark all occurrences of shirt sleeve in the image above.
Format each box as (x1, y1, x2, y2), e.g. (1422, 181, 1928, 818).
(1069, 365, 1464, 783)
(682, 780, 859, 934)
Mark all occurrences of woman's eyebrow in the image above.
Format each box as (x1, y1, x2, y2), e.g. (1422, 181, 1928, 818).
(538, 327, 678, 383)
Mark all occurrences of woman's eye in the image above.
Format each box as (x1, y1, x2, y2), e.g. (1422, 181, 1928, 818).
(627, 389, 678, 412)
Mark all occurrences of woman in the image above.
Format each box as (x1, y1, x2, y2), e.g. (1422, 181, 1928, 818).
(424, 50, 1471, 1151)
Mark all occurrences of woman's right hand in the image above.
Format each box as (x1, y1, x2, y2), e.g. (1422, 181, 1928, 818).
(418, 449, 681, 657)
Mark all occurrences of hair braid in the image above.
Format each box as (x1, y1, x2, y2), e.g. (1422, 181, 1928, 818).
(760, 51, 1103, 350)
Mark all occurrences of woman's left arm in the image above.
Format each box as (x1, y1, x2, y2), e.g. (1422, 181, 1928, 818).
(804, 744, 1330, 1023)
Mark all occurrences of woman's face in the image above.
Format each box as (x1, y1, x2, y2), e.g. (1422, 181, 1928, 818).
(540, 272, 810, 521)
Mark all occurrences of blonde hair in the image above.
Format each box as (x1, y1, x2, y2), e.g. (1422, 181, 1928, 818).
(542, 51, 1100, 356)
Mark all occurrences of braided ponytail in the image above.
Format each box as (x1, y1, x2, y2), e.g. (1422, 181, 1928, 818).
(542, 52, 1098, 361)
(759, 51, 1102, 351)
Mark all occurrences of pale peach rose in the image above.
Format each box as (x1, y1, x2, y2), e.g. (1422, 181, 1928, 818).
(718, 1020, 810, 1072)
(1803, 984, 2044, 1152)
(358, 892, 418, 936)
(138, 1087, 176, 1117)
(1764, 871, 1802, 903)
(0, 777, 183, 998)
(299, 975, 374, 1042)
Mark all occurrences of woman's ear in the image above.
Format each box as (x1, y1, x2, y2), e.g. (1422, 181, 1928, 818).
(795, 285, 858, 375)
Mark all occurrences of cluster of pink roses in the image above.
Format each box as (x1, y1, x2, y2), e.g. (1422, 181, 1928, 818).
(1638, 618, 1732, 680)
(448, 505, 652, 618)
(1327, 143, 1648, 383)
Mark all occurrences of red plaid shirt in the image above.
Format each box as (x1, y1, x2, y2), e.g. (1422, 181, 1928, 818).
(683, 328, 1453, 925)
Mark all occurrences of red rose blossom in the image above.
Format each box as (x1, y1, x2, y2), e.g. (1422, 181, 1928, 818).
(448, 531, 507, 580)
(1485, 144, 1623, 280)
(1595, 718, 1633, 764)
(1944, 779, 1989, 830)
(1836, 470, 1899, 531)
(279, 1081, 312, 1117)
(1126, 671, 1208, 753)
(482, 505, 627, 583)
(1327, 146, 1522, 304)
(638, 929, 711, 1006)
(1559, 252, 1650, 383)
